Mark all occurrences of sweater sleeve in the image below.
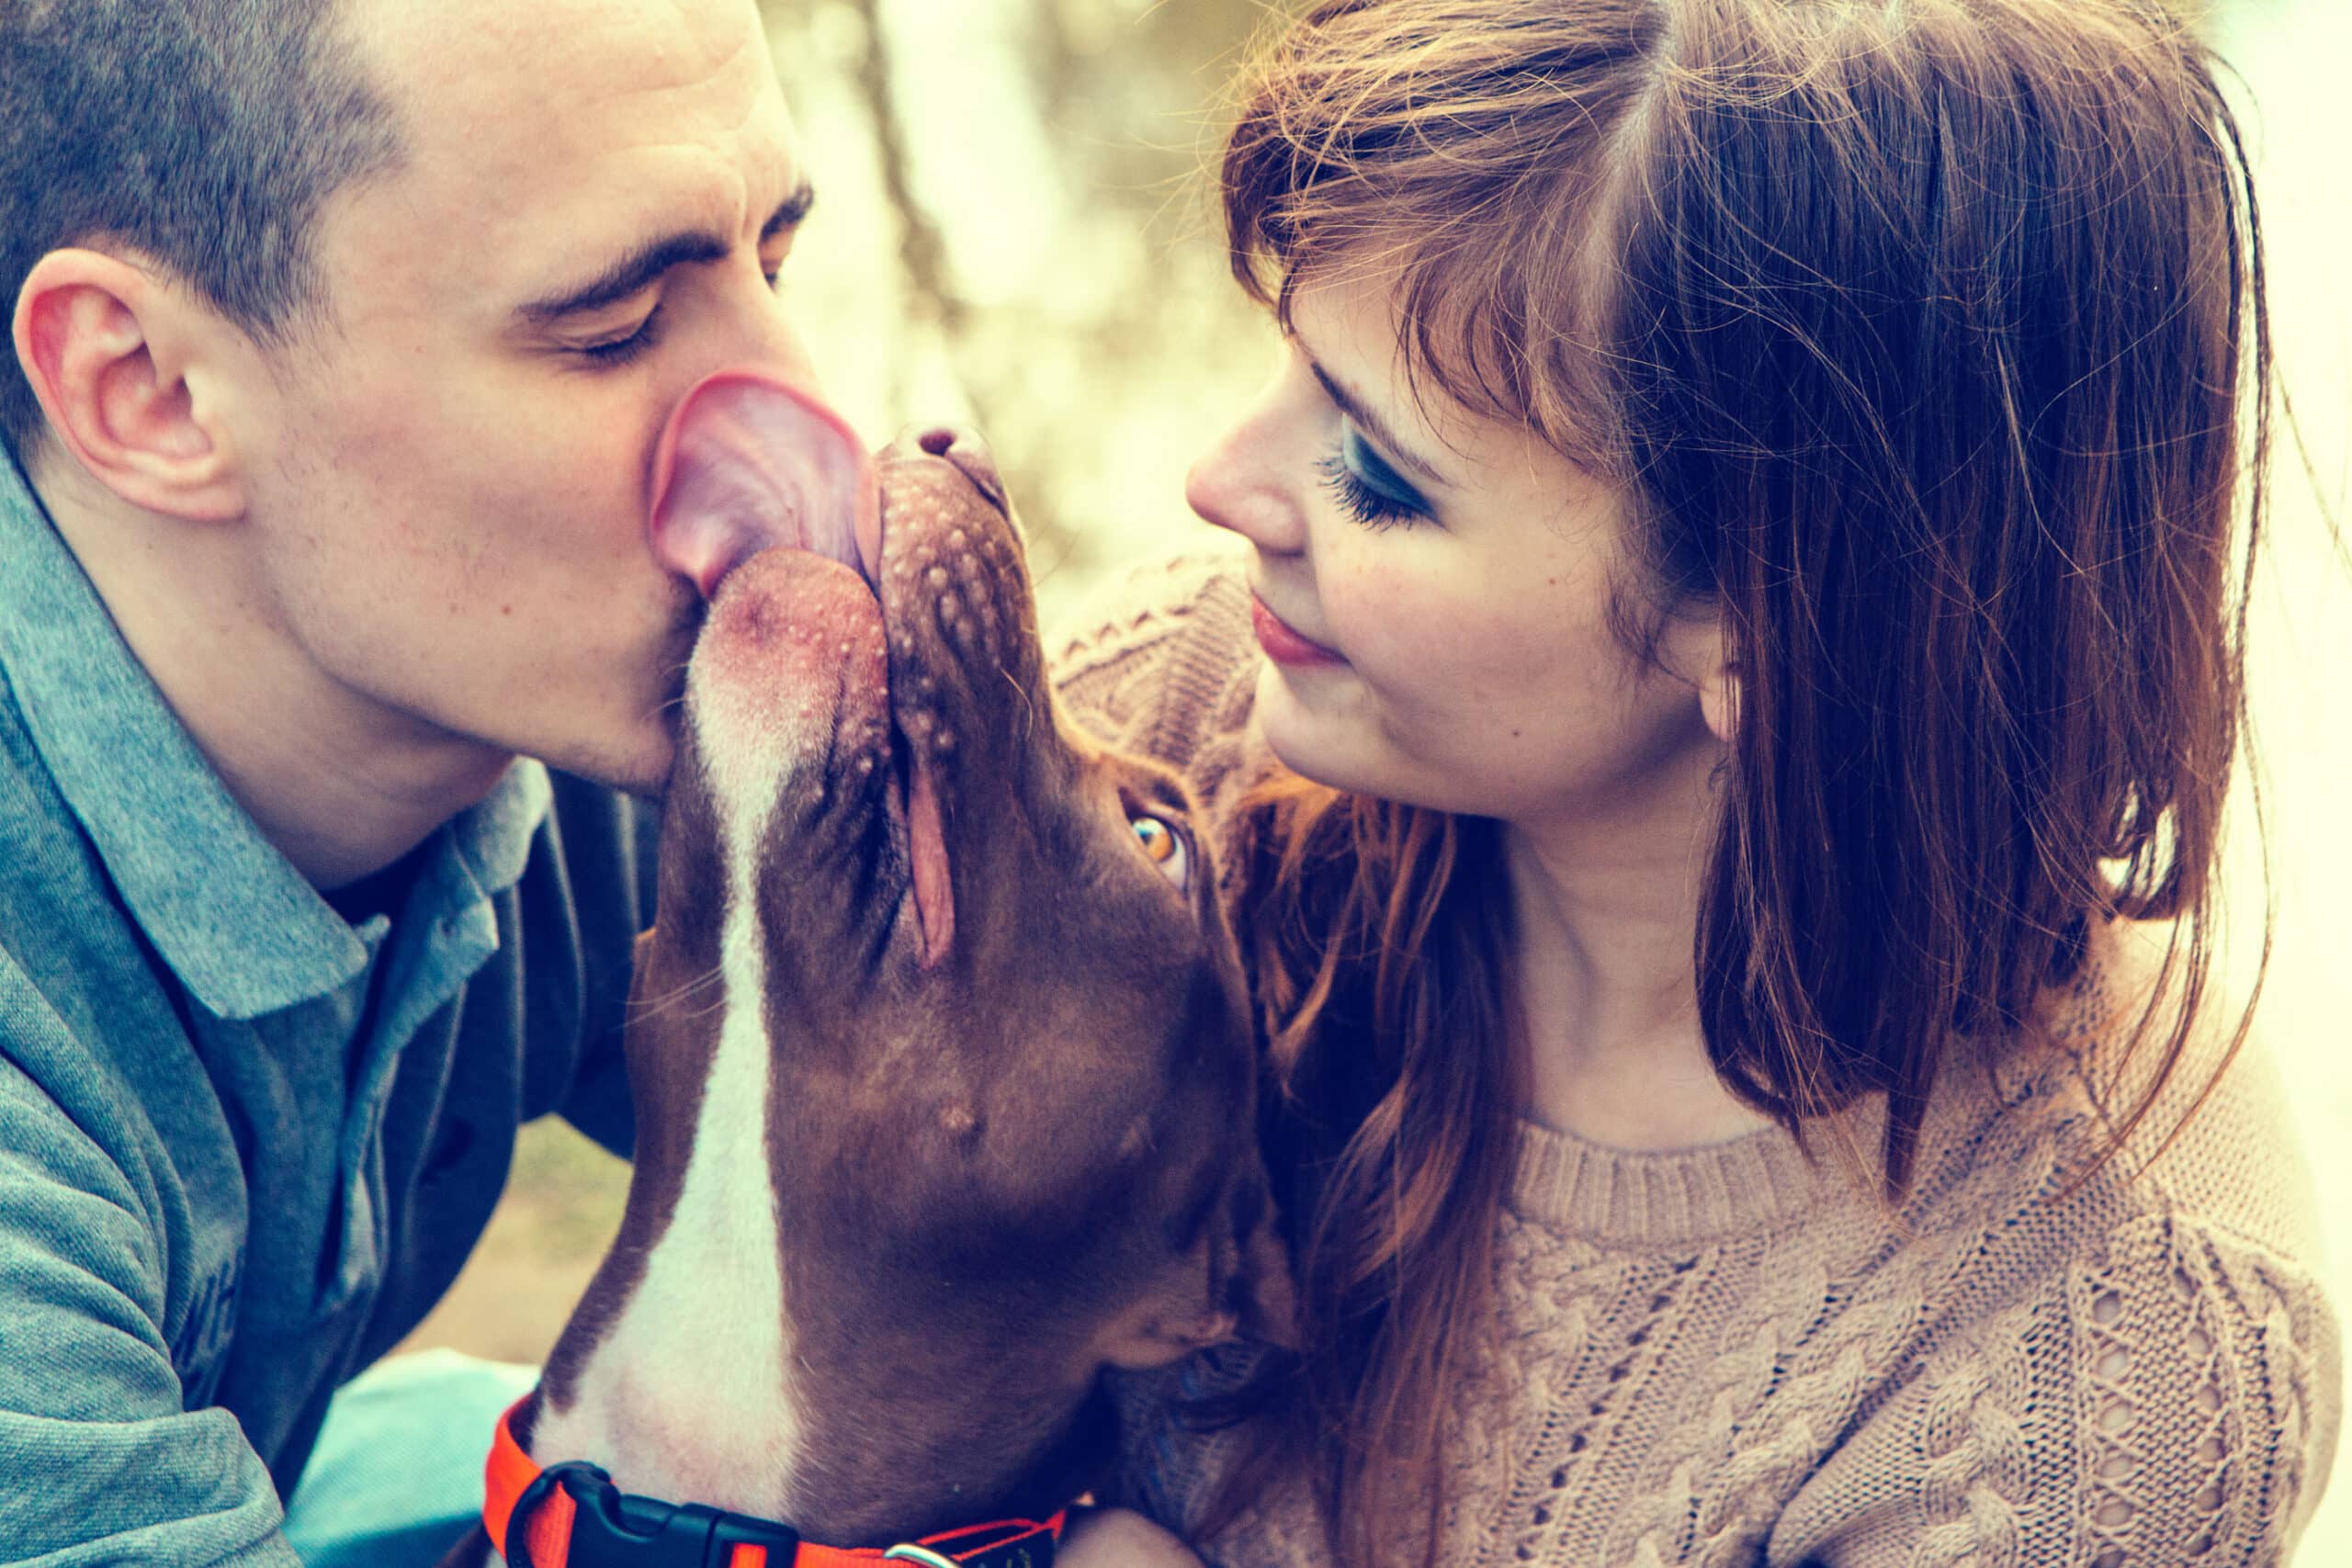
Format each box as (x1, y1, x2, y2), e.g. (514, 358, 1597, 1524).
(1047, 551, 1263, 804)
(1768, 1210, 2341, 1568)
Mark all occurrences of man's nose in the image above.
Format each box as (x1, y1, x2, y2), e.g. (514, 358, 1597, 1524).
(893, 424, 1008, 513)
(716, 269, 822, 391)
(756, 316, 821, 397)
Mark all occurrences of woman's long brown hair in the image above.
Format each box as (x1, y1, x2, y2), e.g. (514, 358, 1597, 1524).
(1193, 2, 2274, 1563)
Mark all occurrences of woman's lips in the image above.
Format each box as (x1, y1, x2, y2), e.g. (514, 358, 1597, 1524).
(1250, 593, 1347, 668)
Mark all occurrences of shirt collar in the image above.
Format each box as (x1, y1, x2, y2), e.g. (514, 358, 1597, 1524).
(0, 449, 551, 1020)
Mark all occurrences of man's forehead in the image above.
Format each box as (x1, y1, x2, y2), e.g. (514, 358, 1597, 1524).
(331, 0, 796, 296)
(352, 0, 776, 149)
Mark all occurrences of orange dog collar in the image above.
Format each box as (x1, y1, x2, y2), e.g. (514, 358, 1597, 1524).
(485, 1399, 1065, 1568)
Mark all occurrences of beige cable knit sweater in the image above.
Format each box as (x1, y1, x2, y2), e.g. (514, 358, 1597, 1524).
(1048, 553, 2343, 1568)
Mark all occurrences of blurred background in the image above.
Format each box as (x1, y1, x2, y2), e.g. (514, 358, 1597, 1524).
(399, 0, 2352, 1555)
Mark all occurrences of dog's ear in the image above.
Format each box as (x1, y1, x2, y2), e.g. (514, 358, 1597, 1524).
(625, 927, 662, 1006)
(1098, 1188, 1299, 1370)
(1229, 1207, 1299, 1351)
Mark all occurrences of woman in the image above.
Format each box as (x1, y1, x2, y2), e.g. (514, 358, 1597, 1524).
(1054, 0, 2339, 1564)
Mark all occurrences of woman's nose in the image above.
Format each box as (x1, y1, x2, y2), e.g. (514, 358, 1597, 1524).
(1187, 417, 1306, 555)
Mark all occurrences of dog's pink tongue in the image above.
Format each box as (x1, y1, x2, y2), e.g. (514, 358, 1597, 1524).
(649, 369, 882, 599)
(906, 758, 955, 969)
(652, 369, 956, 968)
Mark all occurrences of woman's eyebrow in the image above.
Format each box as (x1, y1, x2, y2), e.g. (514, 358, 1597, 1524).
(1305, 355, 1448, 487)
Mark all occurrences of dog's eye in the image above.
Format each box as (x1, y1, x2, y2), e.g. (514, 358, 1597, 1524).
(1131, 816, 1189, 889)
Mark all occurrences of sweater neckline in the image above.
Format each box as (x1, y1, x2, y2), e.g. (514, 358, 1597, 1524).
(1503, 1035, 2067, 1246)
(1507, 1114, 1832, 1244)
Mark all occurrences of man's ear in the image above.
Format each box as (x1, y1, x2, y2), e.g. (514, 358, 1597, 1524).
(13, 247, 248, 521)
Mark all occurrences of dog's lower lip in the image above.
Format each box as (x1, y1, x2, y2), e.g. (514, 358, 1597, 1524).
(704, 542, 880, 606)
(648, 367, 881, 601)
(1250, 594, 1346, 667)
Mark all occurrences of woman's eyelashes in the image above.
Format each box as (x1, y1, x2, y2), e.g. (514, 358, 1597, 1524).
(1317, 423, 1432, 529)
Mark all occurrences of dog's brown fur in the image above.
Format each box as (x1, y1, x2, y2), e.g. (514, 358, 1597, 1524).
(439, 434, 1288, 1564)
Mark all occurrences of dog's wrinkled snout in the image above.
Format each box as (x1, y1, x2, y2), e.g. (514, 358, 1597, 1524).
(899, 424, 1008, 515)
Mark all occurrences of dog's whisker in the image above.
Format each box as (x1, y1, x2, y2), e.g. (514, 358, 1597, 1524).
(629, 964, 723, 1008)
(627, 964, 726, 1018)
(632, 988, 732, 1026)
(1000, 668, 1040, 741)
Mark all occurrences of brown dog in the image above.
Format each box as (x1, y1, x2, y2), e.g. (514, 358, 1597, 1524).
(443, 376, 1290, 1567)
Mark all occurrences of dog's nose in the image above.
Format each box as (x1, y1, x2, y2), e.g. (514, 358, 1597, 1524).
(902, 423, 1008, 513)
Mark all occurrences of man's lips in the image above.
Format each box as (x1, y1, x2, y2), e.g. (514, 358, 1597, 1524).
(1250, 593, 1346, 667)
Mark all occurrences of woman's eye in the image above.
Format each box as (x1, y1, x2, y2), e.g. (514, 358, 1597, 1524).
(1131, 816, 1190, 890)
(1317, 424, 1431, 530)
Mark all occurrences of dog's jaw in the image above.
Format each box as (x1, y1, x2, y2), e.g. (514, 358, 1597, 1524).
(526, 620, 819, 1520)
(506, 427, 1291, 1555)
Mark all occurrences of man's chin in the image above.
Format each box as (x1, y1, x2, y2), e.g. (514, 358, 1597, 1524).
(492, 621, 696, 796)
(523, 719, 679, 799)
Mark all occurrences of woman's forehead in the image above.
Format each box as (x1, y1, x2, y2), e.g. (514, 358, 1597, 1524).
(1287, 273, 1605, 482)
(1288, 279, 1469, 443)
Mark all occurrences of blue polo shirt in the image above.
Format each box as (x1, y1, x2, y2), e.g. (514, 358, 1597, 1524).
(0, 451, 653, 1563)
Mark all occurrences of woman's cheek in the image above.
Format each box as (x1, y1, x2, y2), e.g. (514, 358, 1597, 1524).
(1324, 548, 1449, 668)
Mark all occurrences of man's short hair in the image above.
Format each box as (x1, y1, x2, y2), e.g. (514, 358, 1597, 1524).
(0, 0, 403, 464)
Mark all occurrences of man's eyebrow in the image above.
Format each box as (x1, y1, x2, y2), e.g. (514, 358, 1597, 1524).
(517, 180, 818, 326)
(762, 179, 816, 241)
(1305, 356, 1446, 486)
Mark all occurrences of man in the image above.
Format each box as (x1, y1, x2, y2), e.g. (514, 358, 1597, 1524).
(0, 0, 820, 1560)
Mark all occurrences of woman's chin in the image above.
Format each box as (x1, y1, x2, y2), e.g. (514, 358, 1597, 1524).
(1252, 663, 1522, 819)
(1253, 661, 1399, 800)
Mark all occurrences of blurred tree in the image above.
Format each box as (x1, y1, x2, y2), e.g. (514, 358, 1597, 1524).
(758, 0, 1276, 593)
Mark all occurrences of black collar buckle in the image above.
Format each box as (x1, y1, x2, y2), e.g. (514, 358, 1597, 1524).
(507, 1461, 805, 1568)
